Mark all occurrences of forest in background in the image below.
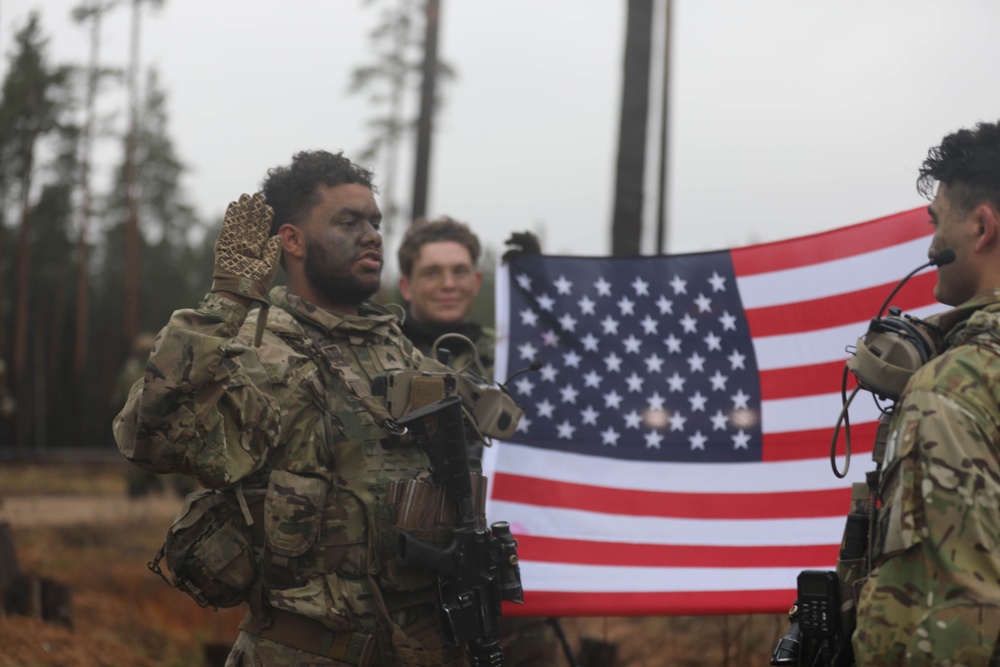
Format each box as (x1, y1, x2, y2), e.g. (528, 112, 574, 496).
(0, 1, 500, 454)
(0, 5, 219, 453)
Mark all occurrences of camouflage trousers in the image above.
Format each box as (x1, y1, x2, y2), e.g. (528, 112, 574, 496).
(225, 631, 358, 667)
(225, 611, 470, 667)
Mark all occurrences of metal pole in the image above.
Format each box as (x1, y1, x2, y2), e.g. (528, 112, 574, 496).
(655, 0, 673, 255)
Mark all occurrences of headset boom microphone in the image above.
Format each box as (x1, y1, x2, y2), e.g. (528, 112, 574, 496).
(875, 248, 955, 319)
(831, 248, 954, 477)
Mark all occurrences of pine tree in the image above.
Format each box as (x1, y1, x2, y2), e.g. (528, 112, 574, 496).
(0, 12, 78, 448)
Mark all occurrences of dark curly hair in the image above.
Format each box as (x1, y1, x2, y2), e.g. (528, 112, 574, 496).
(918, 120, 1000, 213)
(261, 150, 377, 235)
(397, 216, 482, 278)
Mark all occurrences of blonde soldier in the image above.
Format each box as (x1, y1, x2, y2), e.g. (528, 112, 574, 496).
(853, 122, 1000, 665)
(114, 150, 485, 666)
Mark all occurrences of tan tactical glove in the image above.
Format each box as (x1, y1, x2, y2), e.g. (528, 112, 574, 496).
(211, 192, 283, 346)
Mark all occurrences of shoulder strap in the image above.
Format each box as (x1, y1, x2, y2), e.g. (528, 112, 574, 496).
(289, 323, 408, 436)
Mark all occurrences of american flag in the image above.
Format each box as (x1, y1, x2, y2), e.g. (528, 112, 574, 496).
(484, 207, 940, 616)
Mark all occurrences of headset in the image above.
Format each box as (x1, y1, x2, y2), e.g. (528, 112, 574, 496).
(830, 249, 954, 477)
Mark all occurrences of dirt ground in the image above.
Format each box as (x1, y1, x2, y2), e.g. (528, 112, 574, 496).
(0, 460, 788, 667)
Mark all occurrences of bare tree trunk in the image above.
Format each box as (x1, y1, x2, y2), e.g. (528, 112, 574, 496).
(411, 0, 440, 222)
(122, 0, 142, 344)
(75, 2, 107, 375)
(611, 0, 654, 256)
(12, 166, 33, 449)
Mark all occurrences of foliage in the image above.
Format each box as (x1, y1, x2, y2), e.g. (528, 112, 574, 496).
(0, 10, 208, 451)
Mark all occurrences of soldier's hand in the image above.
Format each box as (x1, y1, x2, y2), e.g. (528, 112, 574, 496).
(501, 231, 542, 264)
(211, 193, 282, 305)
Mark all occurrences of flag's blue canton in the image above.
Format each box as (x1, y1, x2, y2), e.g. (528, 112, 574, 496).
(505, 253, 762, 462)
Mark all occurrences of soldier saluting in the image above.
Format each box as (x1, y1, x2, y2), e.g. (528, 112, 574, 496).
(114, 150, 507, 666)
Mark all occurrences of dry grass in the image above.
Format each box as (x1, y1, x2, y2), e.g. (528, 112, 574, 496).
(0, 460, 130, 496)
(2, 513, 243, 667)
(0, 462, 787, 666)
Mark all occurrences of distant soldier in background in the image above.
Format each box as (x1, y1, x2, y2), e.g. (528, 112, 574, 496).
(110, 332, 155, 411)
(0, 359, 15, 418)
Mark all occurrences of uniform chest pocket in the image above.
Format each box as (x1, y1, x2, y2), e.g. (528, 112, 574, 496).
(874, 419, 925, 563)
(264, 470, 328, 557)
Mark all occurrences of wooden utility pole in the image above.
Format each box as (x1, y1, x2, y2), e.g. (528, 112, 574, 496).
(611, 0, 654, 256)
(411, 0, 440, 222)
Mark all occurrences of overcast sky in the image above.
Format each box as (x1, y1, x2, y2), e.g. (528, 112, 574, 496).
(2, 0, 999, 264)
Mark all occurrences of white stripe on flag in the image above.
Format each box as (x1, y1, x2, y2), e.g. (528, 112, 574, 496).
(752, 303, 946, 371)
(490, 501, 847, 546)
(488, 443, 866, 493)
(520, 563, 814, 593)
(736, 236, 932, 308)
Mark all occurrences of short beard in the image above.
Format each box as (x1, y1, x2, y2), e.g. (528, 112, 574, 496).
(303, 235, 380, 308)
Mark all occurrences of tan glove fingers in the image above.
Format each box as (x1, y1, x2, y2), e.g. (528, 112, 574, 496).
(211, 193, 279, 303)
(260, 234, 283, 284)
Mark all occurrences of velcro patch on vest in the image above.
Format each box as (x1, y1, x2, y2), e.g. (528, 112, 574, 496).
(410, 376, 447, 410)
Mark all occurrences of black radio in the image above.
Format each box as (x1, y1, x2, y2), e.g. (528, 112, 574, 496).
(796, 570, 840, 640)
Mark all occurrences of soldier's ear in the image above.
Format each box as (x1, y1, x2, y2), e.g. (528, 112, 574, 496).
(279, 224, 306, 260)
(399, 274, 413, 301)
(973, 204, 998, 251)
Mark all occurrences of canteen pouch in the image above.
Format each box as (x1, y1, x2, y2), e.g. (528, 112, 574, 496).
(149, 488, 257, 609)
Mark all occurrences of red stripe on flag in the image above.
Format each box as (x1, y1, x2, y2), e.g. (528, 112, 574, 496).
(504, 589, 800, 617)
(491, 473, 851, 519)
(744, 271, 938, 337)
(731, 207, 930, 276)
(762, 421, 878, 462)
(516, 535, 839, 568)
(758, 360, 855, 400)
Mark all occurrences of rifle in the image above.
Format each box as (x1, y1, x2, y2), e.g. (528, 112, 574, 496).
(396, 395, 524, 667)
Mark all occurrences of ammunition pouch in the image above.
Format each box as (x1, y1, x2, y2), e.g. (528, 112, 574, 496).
(377, 474, 487, 592)
(383, 357, 523, 441)
(149, 488, 257, 609)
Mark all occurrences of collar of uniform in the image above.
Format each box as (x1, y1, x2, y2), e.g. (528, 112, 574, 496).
(399, 307, 483, 354)
(930, 288, 1000, 347)
(269, 286, 400, 339)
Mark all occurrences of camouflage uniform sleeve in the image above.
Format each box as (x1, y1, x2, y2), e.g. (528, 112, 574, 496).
(853, 388, 1000, 666)
(112, 293, 281, 488)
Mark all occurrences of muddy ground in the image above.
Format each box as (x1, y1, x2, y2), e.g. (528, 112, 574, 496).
(0, 459, 787, 666)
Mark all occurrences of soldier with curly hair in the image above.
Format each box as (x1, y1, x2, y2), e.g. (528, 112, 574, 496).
(114, 150, 505, 666)
(853, 121, 1000, 665)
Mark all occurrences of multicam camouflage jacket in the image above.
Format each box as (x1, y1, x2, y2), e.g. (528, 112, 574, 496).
(114, 286, 471, 666)
(853, 289, 1000, 666)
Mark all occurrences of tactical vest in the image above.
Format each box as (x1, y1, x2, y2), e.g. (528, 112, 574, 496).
(259, 311, 474, 599)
